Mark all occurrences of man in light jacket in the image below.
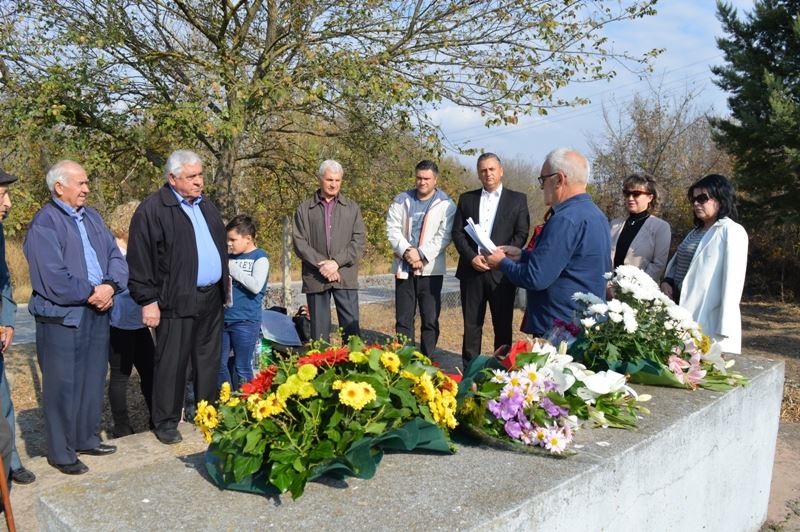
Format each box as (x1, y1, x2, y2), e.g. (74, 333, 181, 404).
(293, 160, 366, 343)
(386, 160, 456, 357)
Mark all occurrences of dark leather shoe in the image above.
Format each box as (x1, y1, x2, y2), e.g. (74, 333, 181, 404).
(11, 466, 36, 484)
(154, 428, 182, 445)
(112, 424, 134, 438)
(50, 460, 89, 475)
(77, 443, 117, 456)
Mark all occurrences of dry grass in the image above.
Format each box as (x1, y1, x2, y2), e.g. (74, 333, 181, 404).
(6, 238, 31, 302)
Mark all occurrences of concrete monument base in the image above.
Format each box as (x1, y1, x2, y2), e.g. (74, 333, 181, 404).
(37, 355, 783, 531)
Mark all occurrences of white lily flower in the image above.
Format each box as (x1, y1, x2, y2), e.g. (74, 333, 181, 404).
(701, 341, 727, 373)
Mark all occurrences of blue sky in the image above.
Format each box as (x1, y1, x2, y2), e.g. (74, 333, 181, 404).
(433, 1, 756, 168)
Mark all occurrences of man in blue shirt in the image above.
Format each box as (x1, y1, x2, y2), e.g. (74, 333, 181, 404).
(24, 161, 128, 474)
(128, 150, 228, 446)
(486, 148, 610, 336)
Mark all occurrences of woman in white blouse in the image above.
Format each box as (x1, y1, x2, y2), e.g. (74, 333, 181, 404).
(661, 174, 748, 354)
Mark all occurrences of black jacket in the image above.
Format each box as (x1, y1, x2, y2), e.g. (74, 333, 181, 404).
(452, 186, 530, 282)
(127, 184, 229, 318)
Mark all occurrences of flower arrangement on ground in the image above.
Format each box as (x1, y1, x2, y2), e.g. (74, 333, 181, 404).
(457, 339, 650, 456)
(197, 337, 458, 498)
(570, 264, 748, 391)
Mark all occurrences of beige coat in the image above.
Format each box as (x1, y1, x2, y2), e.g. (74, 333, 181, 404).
(609, 215, 671, 282)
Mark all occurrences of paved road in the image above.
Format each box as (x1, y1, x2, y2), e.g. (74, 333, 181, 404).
(12, 271, 462, 345)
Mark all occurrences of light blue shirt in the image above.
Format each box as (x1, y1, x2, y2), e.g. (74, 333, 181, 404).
(169, 187, 222, 287)
(53, 196, 103, 286)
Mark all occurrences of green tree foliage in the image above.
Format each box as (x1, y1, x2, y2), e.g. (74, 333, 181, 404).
(711, 0, 800, 224)
(0, 0, 659, 221)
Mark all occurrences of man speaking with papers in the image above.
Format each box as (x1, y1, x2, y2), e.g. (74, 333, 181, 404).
(486, 148, 610, 337)
(451, 153, 529, 368)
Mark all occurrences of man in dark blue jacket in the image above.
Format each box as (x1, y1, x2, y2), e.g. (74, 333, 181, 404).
(0, 168, 36, 484)
(24, 160, 128, 475)
(487, 148, 610, 336)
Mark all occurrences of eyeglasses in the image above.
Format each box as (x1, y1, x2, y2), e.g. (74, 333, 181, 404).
(537, 172, 559, 186)
(690, 193, 711, 205)
(622, 190, 651, 199)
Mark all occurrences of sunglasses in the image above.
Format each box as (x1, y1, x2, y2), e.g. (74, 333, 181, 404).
(622, 190, 650, 199)
(690, 193, 711, 205)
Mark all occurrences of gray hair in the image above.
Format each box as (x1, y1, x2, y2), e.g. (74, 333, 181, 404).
(164, 149, 203, 180)
(46, 160, 81, 192)
(543, 147, 590, 185)
(317, 159, 343, 178)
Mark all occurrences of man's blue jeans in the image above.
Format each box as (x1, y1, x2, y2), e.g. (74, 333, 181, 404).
(218, 320, 261, 389)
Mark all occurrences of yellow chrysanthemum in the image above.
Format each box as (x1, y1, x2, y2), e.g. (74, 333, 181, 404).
(194, 400, 219, 430)
(297, 364, 318, 382)
(338, 381, 376, 410)
(400, 370, 418, 382)
(380, 352, 401, 373)
(332, 379, 344, 390)
(246, 393, 261, 410)
(277, 378, 299, 401)
(226, 397, 241, 408)
(219, 381, 231, 403)
(413, 373, 436, 402)
(348, 351, 368, 364)
(201, 427, 212, 443)
(297, 382, 318, 399)
(264, 393, 285, 416)
(252, 399, 270, 421)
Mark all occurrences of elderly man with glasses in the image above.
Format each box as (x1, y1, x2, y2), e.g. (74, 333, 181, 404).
(486, 148, 610, 338)
(128, 150, 228, 445)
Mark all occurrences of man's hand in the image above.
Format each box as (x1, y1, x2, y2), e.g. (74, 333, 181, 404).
(0, 326, 13, 352)
(410, 260, 424, 270)
(404, 247, 422, 265)
(498, 245, 522, 262)
(142, 302, 161, 328)
(318, 259, 340, 282)
(485, 248, 507, 270)
(471, 254, 491, 272)
(88, 284, 114, 311)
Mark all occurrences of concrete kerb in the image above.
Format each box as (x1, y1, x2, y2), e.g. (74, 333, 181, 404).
(34, 355, 783, 531)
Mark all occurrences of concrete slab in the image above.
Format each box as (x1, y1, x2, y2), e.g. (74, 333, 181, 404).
(36, 355, 783, 531)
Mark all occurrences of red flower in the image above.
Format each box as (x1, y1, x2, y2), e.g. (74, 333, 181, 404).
(501, 339, 532, 370)
(297, 346, 350, 367)
(240, 366, 277, 395)
(553, 319, 580, 337)
(446, 373, 462, 384)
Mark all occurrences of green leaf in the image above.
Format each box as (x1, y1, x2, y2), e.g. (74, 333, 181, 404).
(233, 454, 263, 483)
(243, 427, 263, 454)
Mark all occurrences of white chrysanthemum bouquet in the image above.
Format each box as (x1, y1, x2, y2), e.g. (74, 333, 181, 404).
(569, 265, 747, 391)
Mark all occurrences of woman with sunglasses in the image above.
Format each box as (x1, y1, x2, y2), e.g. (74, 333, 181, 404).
(609, 174, 671, 282)
(661, 174, 748, 354)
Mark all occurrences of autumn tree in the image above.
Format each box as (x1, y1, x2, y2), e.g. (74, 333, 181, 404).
(0, 0, 659, 219)
(588, 89, 732, 235)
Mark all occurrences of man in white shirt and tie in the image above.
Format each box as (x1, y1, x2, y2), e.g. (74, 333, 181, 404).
(451, 153, 530, 368)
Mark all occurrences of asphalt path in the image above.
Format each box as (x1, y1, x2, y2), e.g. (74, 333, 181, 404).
(12, 270, 462, 345)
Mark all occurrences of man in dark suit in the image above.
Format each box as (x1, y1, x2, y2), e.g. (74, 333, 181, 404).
(452, 153, 529, 368)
